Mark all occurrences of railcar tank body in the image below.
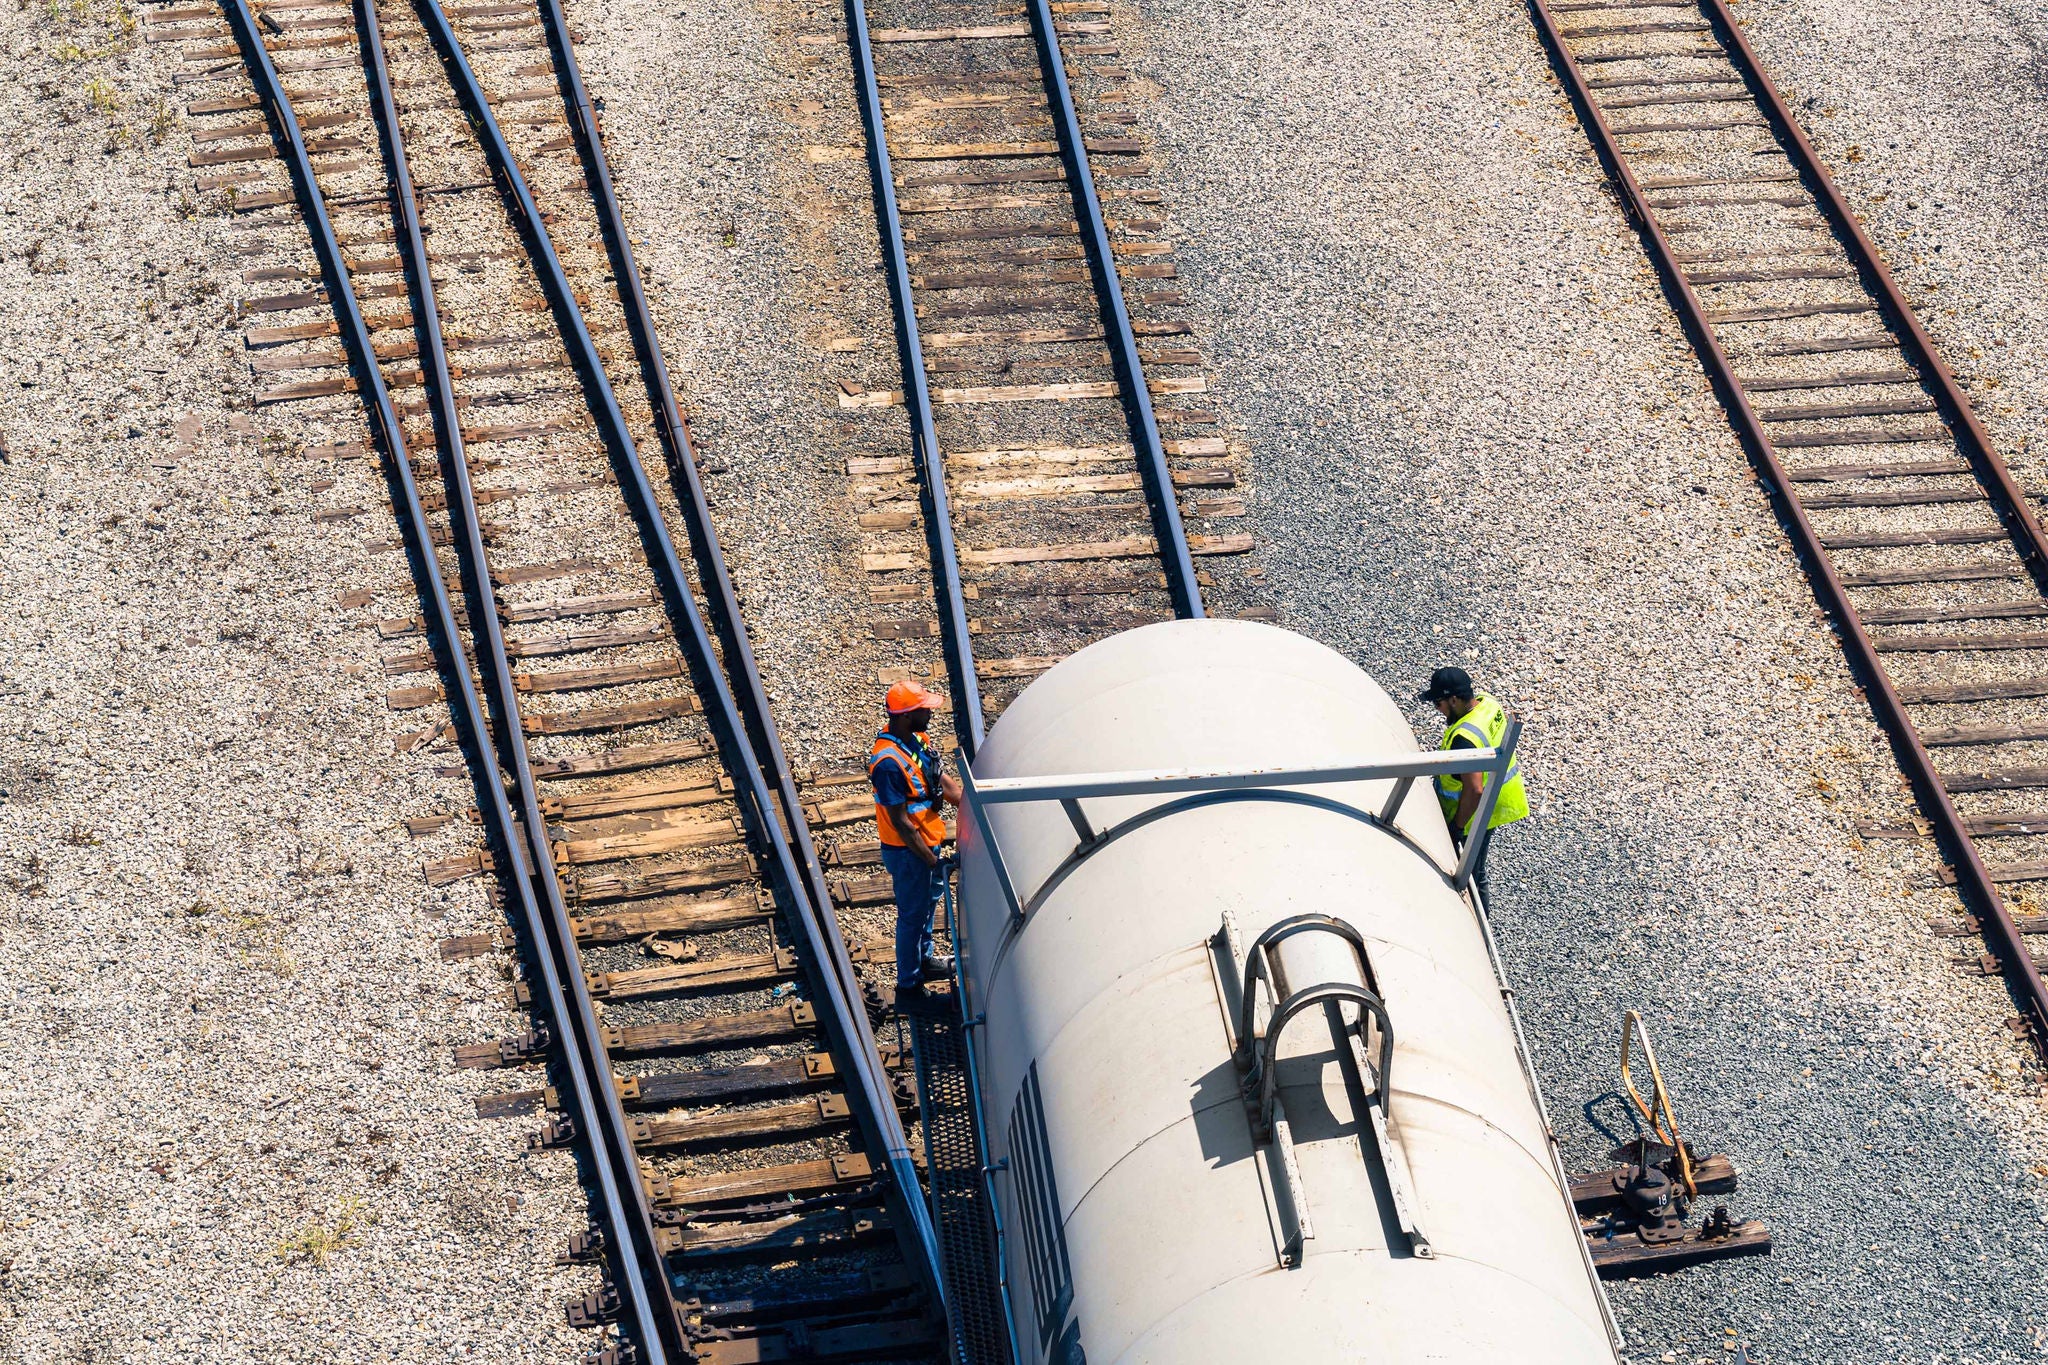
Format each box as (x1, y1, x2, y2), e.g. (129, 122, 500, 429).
(955, 620, 1619, 1365)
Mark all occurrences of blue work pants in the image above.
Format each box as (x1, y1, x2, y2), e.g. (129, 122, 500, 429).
(880, 842, 940, 989)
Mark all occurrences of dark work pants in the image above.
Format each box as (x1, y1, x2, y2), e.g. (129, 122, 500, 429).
(1456, 828, 1496, 907)
(880, 842, 940, 989)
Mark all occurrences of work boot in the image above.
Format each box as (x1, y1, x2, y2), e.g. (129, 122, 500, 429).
(919, 953, 954, 983)
(894, 983, 946, 1018)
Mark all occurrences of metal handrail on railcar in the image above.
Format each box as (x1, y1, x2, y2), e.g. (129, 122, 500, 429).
(1232, 915, 1394, 1134)
(957, 725, 1522, 929)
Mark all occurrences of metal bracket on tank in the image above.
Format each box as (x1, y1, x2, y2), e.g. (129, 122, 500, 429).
(1215, 908, 1314, 1266)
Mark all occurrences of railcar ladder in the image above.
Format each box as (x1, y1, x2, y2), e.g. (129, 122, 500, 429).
(1219, 911, 1431, 1265)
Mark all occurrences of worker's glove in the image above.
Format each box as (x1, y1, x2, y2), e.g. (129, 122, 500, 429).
(934, 851, 959, 878)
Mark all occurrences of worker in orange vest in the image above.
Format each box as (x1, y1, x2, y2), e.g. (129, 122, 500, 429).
(867, 679, 963, 1009)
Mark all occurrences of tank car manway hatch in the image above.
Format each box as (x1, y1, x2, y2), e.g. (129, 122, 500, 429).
(911, 621, 1768, 1365)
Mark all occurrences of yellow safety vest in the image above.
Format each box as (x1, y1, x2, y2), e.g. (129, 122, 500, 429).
(1436, 692, 1529, 835)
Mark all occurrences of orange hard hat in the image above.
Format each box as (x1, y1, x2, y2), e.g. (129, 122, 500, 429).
(885, 679, 943, 714)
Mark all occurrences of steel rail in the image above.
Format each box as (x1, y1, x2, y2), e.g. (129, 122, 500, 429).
(221, 2, 681, 1360)
(527, 0, 949, 1307)
(414, 0, 950, 1304)
(844, 0, 989, 756)
(1023, 0, 1203, 621)
(355, 1, 686, 1357)
(1527, 0, 2048, 1049)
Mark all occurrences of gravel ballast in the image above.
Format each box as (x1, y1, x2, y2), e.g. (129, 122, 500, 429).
(10, 0, 2048, 1356)
(1109, 0, 2048, 1359)
(0, 5, 591, 1359)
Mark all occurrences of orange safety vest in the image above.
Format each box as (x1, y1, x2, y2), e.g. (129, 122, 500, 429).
(869, 730, 948, 849)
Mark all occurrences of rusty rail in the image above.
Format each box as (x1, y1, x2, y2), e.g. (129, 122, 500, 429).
(1527, 0, 2048, 1049)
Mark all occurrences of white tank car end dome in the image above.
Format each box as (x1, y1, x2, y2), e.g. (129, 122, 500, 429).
(954, 620, 1618, 1365)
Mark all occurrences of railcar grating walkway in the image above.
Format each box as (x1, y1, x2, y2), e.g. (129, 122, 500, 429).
(907, 1003, 1014, 1365)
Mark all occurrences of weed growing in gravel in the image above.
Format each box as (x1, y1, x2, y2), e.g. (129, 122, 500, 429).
(291, 843, 352, 880)
(148, 99, 173, 144)
(25, 238, 66, 275)
(11, 856, 48, 897)
(231, 911, 297, 977)
(84, 77, 119, 114)
(44, 0, 139, 64)
(272, 1197, 374, 1267)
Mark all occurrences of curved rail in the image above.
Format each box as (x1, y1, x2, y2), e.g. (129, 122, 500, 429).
(520, 0, 948, 1306)
(222, 1, 681, 1357)
(1528, 0, 2048, 1052)
(235, 0, 952, 1354)
(413, 0, 944, 1323)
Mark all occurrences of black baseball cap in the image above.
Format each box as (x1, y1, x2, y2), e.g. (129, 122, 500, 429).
(1418, 666, 1474, 702)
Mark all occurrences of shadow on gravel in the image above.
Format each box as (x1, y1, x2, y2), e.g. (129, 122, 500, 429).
(1582, 1089, 1641, 1151)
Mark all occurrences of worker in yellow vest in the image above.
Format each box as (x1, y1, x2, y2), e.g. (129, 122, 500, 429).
(867, 679, 963, 1011)
(1419, 667, 1528, 901)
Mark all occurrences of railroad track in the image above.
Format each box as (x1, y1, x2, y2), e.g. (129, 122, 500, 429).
(837, 0, 1263, 747)
(1530, 0, 2048, 1051)
(809, 3, 1276, 1357)
(156, 0, 960, 1358)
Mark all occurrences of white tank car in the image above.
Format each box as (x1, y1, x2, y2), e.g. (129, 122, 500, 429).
(954, 620, 1620, 1365)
